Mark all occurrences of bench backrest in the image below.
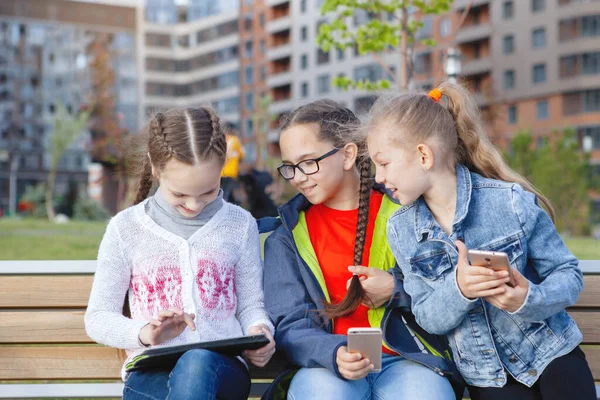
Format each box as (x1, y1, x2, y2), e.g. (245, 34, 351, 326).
(1, 260, 599, 384)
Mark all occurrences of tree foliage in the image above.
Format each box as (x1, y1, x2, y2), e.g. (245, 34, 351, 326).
(317, 0, 453, 91)
(507, 128, 592, 235)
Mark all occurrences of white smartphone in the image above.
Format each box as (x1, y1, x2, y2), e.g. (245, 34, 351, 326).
(468, 249, 516, 287)
(347, 327, 383, 373)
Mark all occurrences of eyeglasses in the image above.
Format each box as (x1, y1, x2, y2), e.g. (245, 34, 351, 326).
(277, 148, 340, 180)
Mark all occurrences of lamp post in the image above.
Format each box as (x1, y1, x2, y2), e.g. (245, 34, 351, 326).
(445, 47, 462, 83)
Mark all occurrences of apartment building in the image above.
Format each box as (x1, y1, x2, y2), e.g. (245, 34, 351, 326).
(261, 0, 404, 139)
(0, 0, 140, 214)
(143, 0, 241, 131)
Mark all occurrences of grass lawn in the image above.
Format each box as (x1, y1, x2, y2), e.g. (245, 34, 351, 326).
(0, 218, 107, 260)
(3, 217, 600, 261)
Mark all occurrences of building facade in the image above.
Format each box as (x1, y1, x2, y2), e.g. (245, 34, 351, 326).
(0, 0, 140, 215)
(142, 0, 241, 130)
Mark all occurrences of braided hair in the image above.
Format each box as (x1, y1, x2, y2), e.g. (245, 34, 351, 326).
(133, 107, 227, 204)
(281, 100, 373, 319)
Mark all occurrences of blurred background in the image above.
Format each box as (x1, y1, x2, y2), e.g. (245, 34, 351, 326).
(1, 0, 600, 259)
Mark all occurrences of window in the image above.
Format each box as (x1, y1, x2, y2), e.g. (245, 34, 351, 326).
(245, 92, 254, 111)
(582, 15, 600, 37)
(503, 1, 513, 19)
(533, 63, 546, 83)
(245, 66, 254, 84)
(260, 13, 265, 28)
(317, 49, 330, 65)
(301, 54, 308, 69)
(504, 70, 515, 89)
(301, 82, 309, 97)
(260, 40, 266, 55)
(317, 74, 330, 94)
(244, 14, 253, 31)
(584, 89, 600, 112)
(244, 41, 253, 58)
(582, 52, 600, 75)
(260, 66, 266, 81)
(301, 26, 308, 41)
(508, 105, 517, 124)
(245, 119, 253, 136)
(177, 34, 190, 48)
(532, 27, 546, 49)
(337, 48, 345, 61)
(560, 55, 578, 77)
(503, 35, 514, 54)
(300, 0, 307, 13)
(537, 100, 549, 120)
(440, 18, 451, 37)
(531, 0, 545, 12)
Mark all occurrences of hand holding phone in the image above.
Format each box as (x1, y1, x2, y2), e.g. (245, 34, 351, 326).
(455, 241, 512, 300)
(468, 250, 516, 288)
(347, 327, 382, 373)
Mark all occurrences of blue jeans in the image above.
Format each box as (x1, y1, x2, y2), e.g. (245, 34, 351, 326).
(123, 349, 250, 400)
(287, 355, 455, 400)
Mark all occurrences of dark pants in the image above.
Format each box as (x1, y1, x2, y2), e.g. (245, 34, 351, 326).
(468, 346, 595, 400)
(123, 349, 250, 400)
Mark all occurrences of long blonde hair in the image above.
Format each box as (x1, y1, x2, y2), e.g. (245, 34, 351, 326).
(367, 81, 555, 221)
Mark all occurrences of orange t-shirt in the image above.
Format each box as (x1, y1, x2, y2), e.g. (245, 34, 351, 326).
(305, 191, 396, 355)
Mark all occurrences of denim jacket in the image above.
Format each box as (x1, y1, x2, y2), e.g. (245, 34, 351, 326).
(259, 188, 465, 398)
(386, 164, 583, 388)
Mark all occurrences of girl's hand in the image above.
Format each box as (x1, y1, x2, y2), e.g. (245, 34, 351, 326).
(484, 268, 530, 312)
(138, 308, 195, 346)
(456, 241, 511, 299)
(336, 345, 374, 380)
(347, 266, 394, 309)
(244, 324, 276, 367)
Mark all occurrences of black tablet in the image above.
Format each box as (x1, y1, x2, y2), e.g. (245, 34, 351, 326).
(125, 334, 269, 372)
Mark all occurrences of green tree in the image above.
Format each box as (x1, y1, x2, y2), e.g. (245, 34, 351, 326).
(46, 102, 91, 222)
(252, 94, 274, 170)
(507, 128, 591, 235)
(317, 0, 453, 91)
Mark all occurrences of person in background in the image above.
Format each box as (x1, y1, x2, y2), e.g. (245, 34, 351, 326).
(238, 161, 278, 219)
(221, 127, 245, 203)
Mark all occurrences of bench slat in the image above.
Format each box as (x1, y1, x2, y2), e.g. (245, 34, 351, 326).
(0, 311, 91, 344)
(0, 346, 122, 380)
(0, 276, 92, 308)
(574, 276, 600, 308)
(570, 311, 600, 344)
(2, 274, 599, 310)
(2, 344, 599, 381)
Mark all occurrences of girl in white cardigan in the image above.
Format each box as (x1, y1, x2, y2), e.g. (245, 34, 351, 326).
(85, 107, 275, 400)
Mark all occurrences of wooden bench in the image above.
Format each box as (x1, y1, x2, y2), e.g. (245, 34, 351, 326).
(0, 260, 287, 399)
(1, 260, 599, 398)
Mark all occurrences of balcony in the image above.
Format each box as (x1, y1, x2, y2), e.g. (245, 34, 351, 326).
(460, 57, 492, 76)
(268, 43, 292, 61)
(456, 23, 491, 44)
(453, 0, 490, 10)
(267, 0, 290, 5)
(267, 16, 292, 34)
(267, 71, 293, 87)
(270, 98, 294, 115)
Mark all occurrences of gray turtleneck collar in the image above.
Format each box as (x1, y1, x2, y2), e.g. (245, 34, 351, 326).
(145, 187, 224, 240)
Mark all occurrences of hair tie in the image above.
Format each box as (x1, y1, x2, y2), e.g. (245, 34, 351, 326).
(428, 88, 442, 103)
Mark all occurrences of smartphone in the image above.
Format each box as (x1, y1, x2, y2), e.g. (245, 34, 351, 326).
(347, 327, 382, 373)
(468, 249, 516, 287)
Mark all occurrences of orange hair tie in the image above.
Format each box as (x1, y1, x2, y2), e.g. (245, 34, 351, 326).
(428, 88, 442, 103)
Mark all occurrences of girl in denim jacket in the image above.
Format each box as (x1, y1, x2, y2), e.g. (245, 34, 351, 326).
(366, 82, 595, 400)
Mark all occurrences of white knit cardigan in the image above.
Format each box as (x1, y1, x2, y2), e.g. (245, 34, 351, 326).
(84, 199, 274, 380)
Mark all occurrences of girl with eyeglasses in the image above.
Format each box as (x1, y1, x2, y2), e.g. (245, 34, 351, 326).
(259, 100, 464, 400)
